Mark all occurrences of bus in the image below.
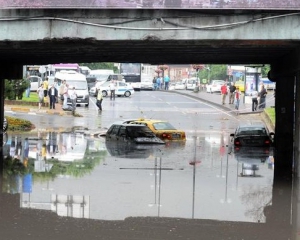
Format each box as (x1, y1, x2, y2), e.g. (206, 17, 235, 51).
(120, 63, 141, 91)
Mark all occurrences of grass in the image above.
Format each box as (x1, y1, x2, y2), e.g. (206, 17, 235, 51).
(21, 91, 39, 102)
(264, 107, 275, 125)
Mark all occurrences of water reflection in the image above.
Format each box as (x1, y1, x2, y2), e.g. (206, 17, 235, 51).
(1, 132, 277, 221)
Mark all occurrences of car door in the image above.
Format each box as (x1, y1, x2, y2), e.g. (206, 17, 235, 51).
(106, 124, 121, 141)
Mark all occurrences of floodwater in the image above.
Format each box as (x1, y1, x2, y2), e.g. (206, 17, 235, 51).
(1, 129, 293, 240)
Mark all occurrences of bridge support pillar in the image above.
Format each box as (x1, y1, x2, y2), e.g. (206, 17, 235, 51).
(274, 74, 295, 179)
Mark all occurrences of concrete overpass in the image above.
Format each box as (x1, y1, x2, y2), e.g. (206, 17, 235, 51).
(0, 7, 300, 179)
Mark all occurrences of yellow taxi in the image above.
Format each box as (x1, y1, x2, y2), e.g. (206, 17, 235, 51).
(124, 119, 186, 141)
(234, 81, 245, 92)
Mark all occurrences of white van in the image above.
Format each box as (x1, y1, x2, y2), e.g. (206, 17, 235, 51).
(55, 70, 89, 107)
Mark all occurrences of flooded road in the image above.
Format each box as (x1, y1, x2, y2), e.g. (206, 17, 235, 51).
(1, 91, 294, 240)
(2, 130, 274, 223)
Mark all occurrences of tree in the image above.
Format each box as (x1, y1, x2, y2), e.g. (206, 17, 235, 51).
(79, 62, 118, 72)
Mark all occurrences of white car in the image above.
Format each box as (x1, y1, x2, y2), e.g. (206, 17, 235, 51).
(206, 80, 225, 93)
(185, 78, 197, 90)
(27, 76, 42, 92)
(141, 81, 153, 90)
(98, 81, 134, 97)
(174, 82, 185, 90)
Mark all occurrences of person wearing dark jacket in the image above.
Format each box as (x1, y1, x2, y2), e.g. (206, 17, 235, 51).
(258, 85, 267, 109)
(48, 84, 58, 109)
(229, 82, 236, 104)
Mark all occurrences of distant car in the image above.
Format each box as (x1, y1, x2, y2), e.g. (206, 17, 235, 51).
(3, 117, 8, 132)
(261, 78, 276, 90)
(98, 81, 134, 97)
(141, 81, 153, 91)
(105, 122, 165, 144)
(27, 76, 42, 92)
(206, 80, 225, 93)
(169, 83, 176, 90)
(230, 123, 274, 147)
(174, 82, 185, 90)
(124, 119, 186, 141)
(185, 78, 197, 90)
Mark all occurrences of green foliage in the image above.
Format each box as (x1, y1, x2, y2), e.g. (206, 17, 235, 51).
(79, 62, 117, 72)
(261, 65, 271, 78)
(6, 116, 34, 131)
(198, 65, 228, 84)
(5, 78, 30, 100)
(264, 107, 275, 125)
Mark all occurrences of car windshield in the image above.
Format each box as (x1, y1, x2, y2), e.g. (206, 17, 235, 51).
(127, 126, 155, 138)
(237, 127, 267, 136)
(68, 81, 87, 90)
(152, 122, 177, 130)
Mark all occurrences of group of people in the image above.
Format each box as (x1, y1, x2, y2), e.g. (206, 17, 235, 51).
(152, 75, 170, 90)
(221, 82, 268, 111)
(36, 78, 78, 114)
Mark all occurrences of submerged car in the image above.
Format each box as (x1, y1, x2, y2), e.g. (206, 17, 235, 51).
(124, 119, 186, 141)
(105, 122, 165, 144)
(230, 123, 274, 147)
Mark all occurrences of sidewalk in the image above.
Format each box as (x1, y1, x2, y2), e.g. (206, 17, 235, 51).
(172, 89, 275, 115)
(4, 100, 73, 116)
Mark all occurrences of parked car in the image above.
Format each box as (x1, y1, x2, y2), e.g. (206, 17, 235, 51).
(27, 76, 42, 92)
(98, 81, 134, 97)
(140, 81, 153, 91)
(230, 123, 274, 147)
(123, 119, 186, 141)
(104, 122, 165, 144)
(185, 78, 197, 90)
(174, 82, 185, 90)
(3, 117, 8, 132)
(206, 80, 225, 93)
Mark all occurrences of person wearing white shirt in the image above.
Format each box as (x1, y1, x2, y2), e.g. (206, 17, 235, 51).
(109, 81, 116, 100)
(251, 90, 259, 111)
(69, 86, 77, 113)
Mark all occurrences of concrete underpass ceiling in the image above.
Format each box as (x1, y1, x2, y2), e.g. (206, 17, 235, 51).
(0, 38, 298, 65)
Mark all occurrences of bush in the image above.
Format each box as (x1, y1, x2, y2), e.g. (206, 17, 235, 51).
(6, 116, 34, 131)
(5, 79, 30, 100)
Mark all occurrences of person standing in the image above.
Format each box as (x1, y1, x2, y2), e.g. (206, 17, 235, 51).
(156, 76, 161, 90)
(69, 86, 77, 114)
(228, 82, 236, 104)
(251, 90, 258, 111)
(109, 80, 116, 100)
(234, 87, 241, 110)
(37, 83, 44, 110)
(43, 77, 49, 100)
(164, 75, 170, 90)
(48, 84, 58, 110)
(63, 83, 69, 108)
(59, 80, 66, 104)
(221, 83, 228, 105)
(96, 88, 103, 111)
(259, 85, 267, 109)
(152, 77, 157, 90)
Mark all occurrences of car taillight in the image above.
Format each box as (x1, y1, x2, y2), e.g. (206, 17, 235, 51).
(162, 133, 172, 139)
(264, 140, 270, 145)
(234, 140, 241, 145)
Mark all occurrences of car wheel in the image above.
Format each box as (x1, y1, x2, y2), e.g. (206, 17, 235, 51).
(102, 90, 108, 97)
(85, 103, 89, 107)
(124, 91, 131, 97)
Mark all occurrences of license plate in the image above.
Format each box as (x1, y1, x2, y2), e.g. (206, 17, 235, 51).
(172, 133, 181, 139)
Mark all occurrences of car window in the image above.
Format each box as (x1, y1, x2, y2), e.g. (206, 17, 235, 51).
(118, 126, 126, 136)
(127, 126, 154, 138)
(119, 82, 126, 87)
(152, 122, 176, 130)
(109, 125, 121, 135)
(238, 127, 267, 135)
